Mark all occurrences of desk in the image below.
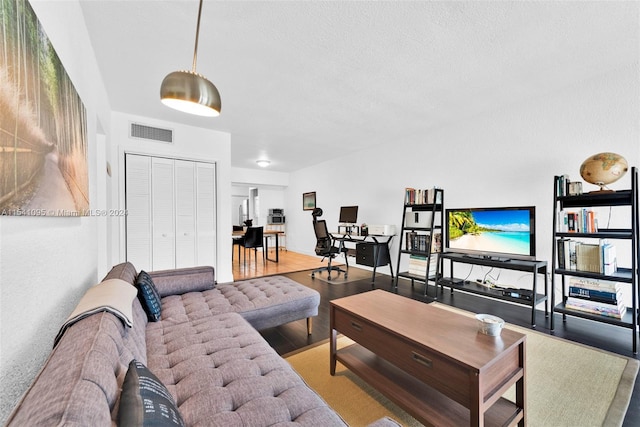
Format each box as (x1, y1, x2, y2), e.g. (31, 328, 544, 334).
(331, 233, 394, 285)
(232, 229, 285, 263)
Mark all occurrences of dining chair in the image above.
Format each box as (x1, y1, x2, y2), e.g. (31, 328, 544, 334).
(232, 225, 245, 263)
(242, 226, 265, 268)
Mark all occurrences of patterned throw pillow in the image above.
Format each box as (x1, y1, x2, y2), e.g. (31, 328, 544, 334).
(118, 360, 185, 426)
(135, 270, 162, 322)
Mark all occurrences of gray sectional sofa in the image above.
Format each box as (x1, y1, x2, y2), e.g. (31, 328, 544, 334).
(5, 262, 398, 426)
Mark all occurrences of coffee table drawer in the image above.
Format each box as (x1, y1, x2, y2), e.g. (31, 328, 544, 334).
(333, 308, 471, 405)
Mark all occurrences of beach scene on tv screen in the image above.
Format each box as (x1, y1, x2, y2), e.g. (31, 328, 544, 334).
(448, 209, 531, 256)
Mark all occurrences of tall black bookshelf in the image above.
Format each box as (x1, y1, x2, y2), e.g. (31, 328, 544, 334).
(394, 188, 444, 297)
(551, 166, 639, 353)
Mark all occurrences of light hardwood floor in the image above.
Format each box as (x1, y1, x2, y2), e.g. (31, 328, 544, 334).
(232, 248, 345, 280)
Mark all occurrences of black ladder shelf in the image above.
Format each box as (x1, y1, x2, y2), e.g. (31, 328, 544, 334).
(550, 166, 639, 353)
(394, 188, 444, 297)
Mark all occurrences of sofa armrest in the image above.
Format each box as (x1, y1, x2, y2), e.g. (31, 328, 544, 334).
(148, 266, 215, 297)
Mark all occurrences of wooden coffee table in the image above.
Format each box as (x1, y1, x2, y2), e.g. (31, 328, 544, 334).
(330, 290, 526, 426)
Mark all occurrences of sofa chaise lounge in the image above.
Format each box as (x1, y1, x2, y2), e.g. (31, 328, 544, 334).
(5, 262, 398, 426)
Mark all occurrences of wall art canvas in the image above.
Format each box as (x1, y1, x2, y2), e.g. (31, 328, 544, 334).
(0, 0, 88, 216)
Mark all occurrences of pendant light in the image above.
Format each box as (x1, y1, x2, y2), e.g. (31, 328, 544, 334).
(160, 0, 221, 117)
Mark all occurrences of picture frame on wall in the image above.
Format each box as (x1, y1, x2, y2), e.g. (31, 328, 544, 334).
(303, 192, 316, 211)
(0, 0, 89, 216)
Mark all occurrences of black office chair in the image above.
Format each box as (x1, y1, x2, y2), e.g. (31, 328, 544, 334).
(311, 217, 348, 280)
(242, 226, 265, 268)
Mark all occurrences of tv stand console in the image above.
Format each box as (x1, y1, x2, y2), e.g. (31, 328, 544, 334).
(437, 252, 549, 328)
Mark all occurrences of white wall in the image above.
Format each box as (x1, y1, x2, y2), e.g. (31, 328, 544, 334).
(286, 65, 640, 300)
(232, 167, 289, 188)
(111, 112, 233, 284)
(0, 0, 111, 420)
(231, 167, 288, 227)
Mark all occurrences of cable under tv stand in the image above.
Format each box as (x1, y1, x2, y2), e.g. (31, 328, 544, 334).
(438, 251, 549, 328)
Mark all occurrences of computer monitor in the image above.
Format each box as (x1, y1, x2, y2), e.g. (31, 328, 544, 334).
(339, 206, 358, 224)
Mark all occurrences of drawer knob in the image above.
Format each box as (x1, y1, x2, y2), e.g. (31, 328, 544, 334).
(412, 351, 433, 368)
(350, 321, 363, 332)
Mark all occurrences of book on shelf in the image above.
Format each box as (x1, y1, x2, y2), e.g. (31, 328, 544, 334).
(565, 296, 626, 319)
(575, 243, 602, 273)
(568, 286, 622, 304)
(557, 174, 570, 197)
(405, 232, 442, 253)
(408, 255, 437, 277)
(568, 277, 619, 292)
(556, 238, 569, 269)
(602, 243, 617, 275)
(557, 209, 598, 233)
(556, 239, 616, 274)
(556, 175, 584, 197)
(404, 187, 441, 205)
(569, 240, 578, 270)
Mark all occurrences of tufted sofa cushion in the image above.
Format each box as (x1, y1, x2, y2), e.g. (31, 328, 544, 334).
(146, 311, 346, 426)
(160, 275, 320, 331)
(149, 265, 215, 297)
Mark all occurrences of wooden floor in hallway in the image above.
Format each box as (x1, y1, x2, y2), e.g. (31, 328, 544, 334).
(231, 248, 346, 281)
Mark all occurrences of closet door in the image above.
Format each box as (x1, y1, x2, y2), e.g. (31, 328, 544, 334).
(196, 162, 216, 266)
(125, 154, 217, 271)
(151, 157, 175, 270)
(125, 154, 152, 270)
(174, 160, 196, 268)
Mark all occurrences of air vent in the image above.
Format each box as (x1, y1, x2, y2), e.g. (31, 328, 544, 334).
(130, 123, 173, 143)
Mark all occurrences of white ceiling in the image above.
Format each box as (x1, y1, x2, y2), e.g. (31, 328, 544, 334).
(79, 1, 638, 172)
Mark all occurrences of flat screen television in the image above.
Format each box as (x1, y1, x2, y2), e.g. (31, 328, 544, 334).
(339, 206, 358, 224)
(445, 206, 536, 261)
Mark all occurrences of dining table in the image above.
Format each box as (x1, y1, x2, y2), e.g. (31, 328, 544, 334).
(232, 228, 285, 263)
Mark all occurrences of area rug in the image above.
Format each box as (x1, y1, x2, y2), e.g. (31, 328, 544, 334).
(285, 303, 639, 427)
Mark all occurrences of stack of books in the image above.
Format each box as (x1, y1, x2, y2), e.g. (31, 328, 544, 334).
(565, 278, 626, 319)
(404, 187, 441, 205)
(408, 255, 438, 277)
(557, 239, 616, 274)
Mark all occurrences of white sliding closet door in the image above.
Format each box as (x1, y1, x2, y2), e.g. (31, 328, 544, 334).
(175, 160, 196, 268)
(125, 154, 152, 270)
(196, 163, 216, 266)
(151, 157, 176, 270)
(125, 153, 216, 271)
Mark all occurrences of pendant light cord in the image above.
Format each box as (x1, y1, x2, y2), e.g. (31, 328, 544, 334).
(192, 0, 204, 72)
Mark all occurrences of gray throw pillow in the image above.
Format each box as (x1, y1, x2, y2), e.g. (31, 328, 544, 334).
(118, 359, 185, 426)
(135, 270, 162, 322)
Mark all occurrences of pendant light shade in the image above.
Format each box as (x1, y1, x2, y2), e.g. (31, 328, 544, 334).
(160, 0, 221, 117)
(161, 70, 221, 117)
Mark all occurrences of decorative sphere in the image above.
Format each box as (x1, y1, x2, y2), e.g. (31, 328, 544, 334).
(579, 153, 628, 188)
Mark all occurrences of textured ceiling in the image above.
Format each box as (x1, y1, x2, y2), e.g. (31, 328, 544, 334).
(78, 1, 638, 172)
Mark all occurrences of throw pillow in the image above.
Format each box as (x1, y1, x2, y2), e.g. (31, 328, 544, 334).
(118, 359, 185, 427)
(135, 270, 162, 322)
